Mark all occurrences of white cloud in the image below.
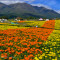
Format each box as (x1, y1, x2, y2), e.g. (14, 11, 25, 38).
(57, 10, 60, 14)
(0, 0, 35, 4)
(0, 1, 23, 4)
(31, 4, 52, 9)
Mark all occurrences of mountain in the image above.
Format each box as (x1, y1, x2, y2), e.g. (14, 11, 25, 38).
(0, 2, 60, 19)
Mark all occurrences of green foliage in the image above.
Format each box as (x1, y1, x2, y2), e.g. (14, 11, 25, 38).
(0, 20, 45, 30)
(27, 16, 36, 20)
(0, 16, 8, 19)
(55, 20, 60, 29)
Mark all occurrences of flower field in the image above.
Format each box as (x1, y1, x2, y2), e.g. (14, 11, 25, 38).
(0, 20, 60, 60)
(0, 21, 45, 30)
(34, 20, 60, 60)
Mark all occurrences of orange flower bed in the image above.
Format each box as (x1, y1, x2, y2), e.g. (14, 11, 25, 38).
(18, 21, 25, 23)
(0, 20, 55, 60)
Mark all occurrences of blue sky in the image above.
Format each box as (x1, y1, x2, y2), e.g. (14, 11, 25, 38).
(0, 0, 60, 13)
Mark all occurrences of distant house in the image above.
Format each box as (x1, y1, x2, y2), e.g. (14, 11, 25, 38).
(46, 19, 49, 21)
(0, 19, 8, 23)
(15, 17, 23, 21)
(14, 19, 20, 21)
(39, 18, 43, 21)
(0, 19, 1, 21)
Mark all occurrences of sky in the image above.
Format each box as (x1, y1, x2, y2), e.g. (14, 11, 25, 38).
(0, 0, 60, 13)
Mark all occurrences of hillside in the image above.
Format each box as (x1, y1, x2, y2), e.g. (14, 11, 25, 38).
(0, 2, 60, 19)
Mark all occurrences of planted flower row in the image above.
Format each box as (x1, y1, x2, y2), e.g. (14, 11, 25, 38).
(34, 20, 60, 60)
(0, 20, 55, 60)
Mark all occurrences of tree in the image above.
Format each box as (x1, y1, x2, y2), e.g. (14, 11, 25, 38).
(0, 16, 8, 19)
(27, 16, 36, 20)
(16, 17, 23, 20)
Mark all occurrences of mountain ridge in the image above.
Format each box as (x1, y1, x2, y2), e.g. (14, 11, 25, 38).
(0, 2, 60, 19)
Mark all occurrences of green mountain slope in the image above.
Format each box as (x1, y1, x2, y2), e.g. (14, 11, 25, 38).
(0, 2, 60, 19)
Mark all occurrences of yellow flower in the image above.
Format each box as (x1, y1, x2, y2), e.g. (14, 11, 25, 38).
(45, 41, 48, 44)
(46, 49, 49, 51)
(55, 57, 57, 60)
(57, 51, 59, 53)
(50, 48, 52, 50)
(49, 57, 51, 59)
(54, 47, 56, 48)
(38, 54, 40, 56)
(48, 52, 56, 56)
(42, 48, 44, 49)
(42, 53, 45, 56)
(46, 52, 48, 53)
(59, 55, 60, 57)
(44, 49, 47, 51)
(39, 56, 42, 59)
(34, 57, 39, 60)
(45, 56, 47, 58)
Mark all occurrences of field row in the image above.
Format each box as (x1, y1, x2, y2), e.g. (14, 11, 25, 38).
(0, 20, 55, 60)
(34, 20, 60, 60)
(0, 21, 45, 30)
